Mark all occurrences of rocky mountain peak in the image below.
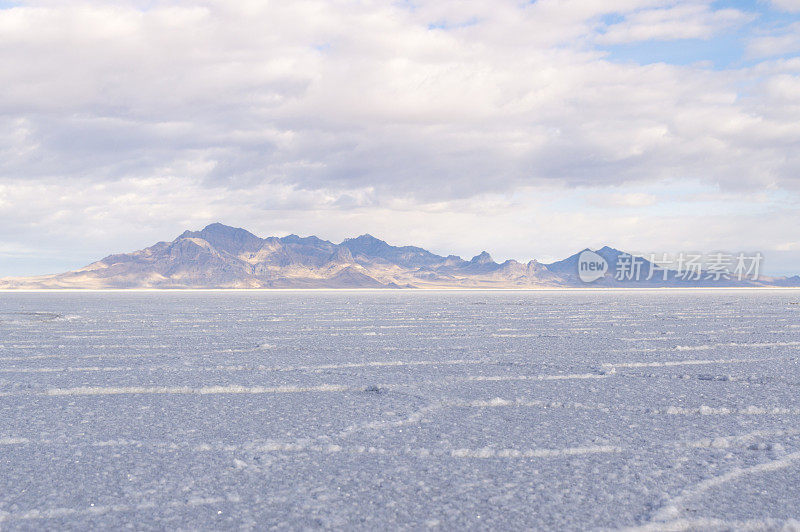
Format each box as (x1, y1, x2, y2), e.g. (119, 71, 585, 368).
(179, 223, 263, 255)
(470, 251, 494, 264)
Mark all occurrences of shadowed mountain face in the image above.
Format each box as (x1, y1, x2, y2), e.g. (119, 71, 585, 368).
(341, 234, 445, 269)
(1, 223, 798, 289)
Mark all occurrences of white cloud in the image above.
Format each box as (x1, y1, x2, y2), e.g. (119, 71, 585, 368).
(597, 3, 751, 44)
(593, 192, 658, 207)
(770, 0, 800, 12)
(0, 1, 792, 198)
(747, 22, 800, 58)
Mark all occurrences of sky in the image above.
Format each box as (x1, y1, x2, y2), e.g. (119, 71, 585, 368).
(1, 0, 800, 277)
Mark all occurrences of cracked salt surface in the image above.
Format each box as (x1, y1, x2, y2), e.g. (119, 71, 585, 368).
(1, 289, 799, 530)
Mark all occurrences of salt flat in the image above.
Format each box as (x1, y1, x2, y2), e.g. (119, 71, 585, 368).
(1, 290, 799, 530)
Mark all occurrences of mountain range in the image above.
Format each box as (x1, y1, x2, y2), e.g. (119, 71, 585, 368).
(1, 223, 798, 289)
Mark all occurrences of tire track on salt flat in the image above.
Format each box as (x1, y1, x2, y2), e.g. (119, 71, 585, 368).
(0, 494, 241, 524)
(622, 516, 800, 532)
(643, 450, 800, 525)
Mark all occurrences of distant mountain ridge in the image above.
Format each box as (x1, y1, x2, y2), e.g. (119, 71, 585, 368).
(1, 223, 798, 289)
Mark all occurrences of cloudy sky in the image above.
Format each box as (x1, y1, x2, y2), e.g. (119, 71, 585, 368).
(1, 0, 800, 276)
